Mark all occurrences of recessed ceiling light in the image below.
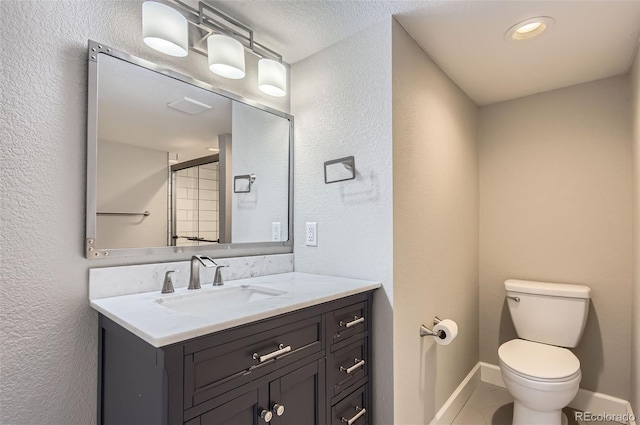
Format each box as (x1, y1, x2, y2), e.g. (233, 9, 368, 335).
(516, 22, 542, 34)
(206, 147, 219, 153)
(505, 17, 554, 41)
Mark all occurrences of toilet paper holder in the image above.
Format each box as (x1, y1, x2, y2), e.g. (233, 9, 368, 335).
(420, 316, 445, 338)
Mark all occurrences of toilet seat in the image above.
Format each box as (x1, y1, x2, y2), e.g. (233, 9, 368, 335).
(498, 339, 580, 382)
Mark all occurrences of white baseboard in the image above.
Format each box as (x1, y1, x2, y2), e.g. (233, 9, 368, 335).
(627, 401, 637, 425)
(479, 362, 636, 424)
(570, 390, 631, 421)
(429, 363, 481, 425)
(479, 362, 504, 387)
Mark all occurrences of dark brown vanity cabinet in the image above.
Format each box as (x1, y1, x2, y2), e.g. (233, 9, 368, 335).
(98, 291, 373, 425)
(187, 358, 325, 425)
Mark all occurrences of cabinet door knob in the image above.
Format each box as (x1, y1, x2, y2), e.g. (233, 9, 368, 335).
(260, 409, 273, 422)
(273, 403, 285, 416)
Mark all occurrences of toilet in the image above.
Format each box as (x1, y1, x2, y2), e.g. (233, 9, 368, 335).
(498, 279, 590, 425)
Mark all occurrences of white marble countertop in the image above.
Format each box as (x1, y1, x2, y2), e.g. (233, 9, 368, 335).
(90, 272, 380, 347)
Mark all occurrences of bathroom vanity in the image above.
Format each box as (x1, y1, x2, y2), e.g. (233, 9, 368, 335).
(85, 39, 379, 425)
(91, 272, 378, 425)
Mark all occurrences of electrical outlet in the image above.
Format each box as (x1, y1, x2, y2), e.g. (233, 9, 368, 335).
(306, 222, 317, 246)
(271, 222, 281, 241)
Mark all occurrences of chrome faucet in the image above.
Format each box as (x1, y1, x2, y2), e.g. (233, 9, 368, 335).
(188, 255, 217, 290)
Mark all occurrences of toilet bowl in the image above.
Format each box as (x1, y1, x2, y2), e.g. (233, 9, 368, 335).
(499, 339, 581, 425)
(498, 279, 590, 425)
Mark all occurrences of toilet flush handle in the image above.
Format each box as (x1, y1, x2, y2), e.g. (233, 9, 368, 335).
(507, 295, 520, 302)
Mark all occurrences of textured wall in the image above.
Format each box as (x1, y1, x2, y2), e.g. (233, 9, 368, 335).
(391, 20, 479, 424)
(0, 1, 289, 424)
(290, 19, 395, 425)
(631, 46, 640, 415)
(479, 76, 633, 399)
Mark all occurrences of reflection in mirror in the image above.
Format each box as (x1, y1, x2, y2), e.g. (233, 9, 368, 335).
(89, 46, 291, 256)
(232, 102, 290, 243)
(170, 155, 221, 247)
(96, 54, 231, 249)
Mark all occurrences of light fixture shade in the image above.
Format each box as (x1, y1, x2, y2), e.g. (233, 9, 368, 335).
(207, 34, 246, 79)
(142, 2, 188, 57)
(258, 58, 287, 97)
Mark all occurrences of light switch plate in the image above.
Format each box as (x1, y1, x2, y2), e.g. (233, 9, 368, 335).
(271, 222, 281, 241)
(305, 222, 317, 246)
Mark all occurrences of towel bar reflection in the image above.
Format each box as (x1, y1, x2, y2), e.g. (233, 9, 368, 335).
(234, 174, 256, 193)
(97, 211, 150, 217)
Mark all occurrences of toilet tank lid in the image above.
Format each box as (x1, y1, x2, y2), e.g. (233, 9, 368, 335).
(505, 279, 591, 299)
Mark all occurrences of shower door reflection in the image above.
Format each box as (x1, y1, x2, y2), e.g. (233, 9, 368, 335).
(171, 156, 220, 246)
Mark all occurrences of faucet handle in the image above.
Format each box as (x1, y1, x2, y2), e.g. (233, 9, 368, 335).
(213, 265, 227, 286)
(161, 270, 178, 294)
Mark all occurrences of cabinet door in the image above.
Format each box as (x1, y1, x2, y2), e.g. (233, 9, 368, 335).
(198, 386, 268, 425)
(269, 359, 326, 425)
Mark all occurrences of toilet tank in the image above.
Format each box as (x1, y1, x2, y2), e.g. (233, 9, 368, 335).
(505, 279, 590, 348)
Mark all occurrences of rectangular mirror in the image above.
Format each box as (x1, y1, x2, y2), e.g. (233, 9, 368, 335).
(86, 41, 293, 258)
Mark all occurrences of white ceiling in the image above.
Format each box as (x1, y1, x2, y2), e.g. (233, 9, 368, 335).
(209, 0, 640, 105)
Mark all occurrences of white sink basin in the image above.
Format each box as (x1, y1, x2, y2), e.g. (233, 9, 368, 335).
(154, 285, 287, 316)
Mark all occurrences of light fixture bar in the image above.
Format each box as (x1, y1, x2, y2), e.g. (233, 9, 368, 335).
(253, 43, 282, 63)
(166, 0, 283, 62)
(198, 2, 253, 50)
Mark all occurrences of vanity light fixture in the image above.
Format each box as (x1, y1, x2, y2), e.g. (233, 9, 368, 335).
(140, 1, 287, 96)
(505, 16, 554, 41)
(258, 58, 287, 97)
(142, 1, 189, 57)
(207, 34, 246, 79)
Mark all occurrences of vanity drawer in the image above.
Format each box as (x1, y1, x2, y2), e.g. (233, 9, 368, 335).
(331, 385, 369, 425)
(329, 337, 368, 399)
(185, 315, 322, 408)
(330, 302, 368, 344)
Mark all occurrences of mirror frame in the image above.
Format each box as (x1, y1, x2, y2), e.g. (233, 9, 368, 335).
(85, 40, 294, 259)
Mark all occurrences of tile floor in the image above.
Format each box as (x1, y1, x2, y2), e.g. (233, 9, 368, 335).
(452, 382, 621, 425)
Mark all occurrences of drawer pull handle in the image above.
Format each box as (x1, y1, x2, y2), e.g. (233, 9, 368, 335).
(253, 344, 292, 363)
(341, 406, 366, 425)
(340, 358, 365, 374)
(340, 316, 364, 328)
(259, 409, 273, 422)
